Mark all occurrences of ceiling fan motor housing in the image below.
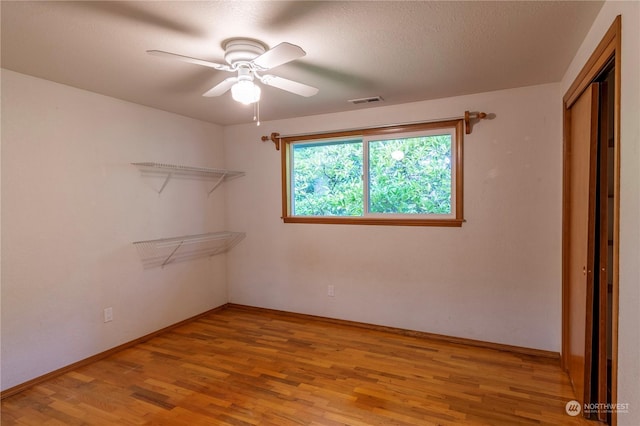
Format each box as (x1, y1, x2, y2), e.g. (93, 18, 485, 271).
(223, 39, 267, 66)
(236, 67, 253, 82)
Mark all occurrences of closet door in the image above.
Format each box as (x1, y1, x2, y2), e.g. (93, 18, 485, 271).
(566, 83, 599, 405)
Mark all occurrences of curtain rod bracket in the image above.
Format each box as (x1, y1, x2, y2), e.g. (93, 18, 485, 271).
(261, 132, 281, 150)
(464, 111, 487, 135)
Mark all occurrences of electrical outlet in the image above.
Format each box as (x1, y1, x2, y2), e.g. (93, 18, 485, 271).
(104, 307, 113, 323)
(328, 285, 335, 297)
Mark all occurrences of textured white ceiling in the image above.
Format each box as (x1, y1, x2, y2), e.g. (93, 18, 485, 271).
(1, 1, 603, 125)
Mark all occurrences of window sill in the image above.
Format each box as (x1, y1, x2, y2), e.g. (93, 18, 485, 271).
(282, 217, 464, 227)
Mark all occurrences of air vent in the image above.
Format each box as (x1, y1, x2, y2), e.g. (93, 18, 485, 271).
(348, 96, 384, 105)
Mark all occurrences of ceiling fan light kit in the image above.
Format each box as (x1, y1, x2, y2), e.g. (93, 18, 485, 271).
(147, 37, 318, 111)
(232, 79, 261, 105)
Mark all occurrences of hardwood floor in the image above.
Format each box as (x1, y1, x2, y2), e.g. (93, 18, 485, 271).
(2, 305, 595, 425)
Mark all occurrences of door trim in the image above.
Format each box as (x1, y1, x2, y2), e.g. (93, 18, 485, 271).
(562, 15, 621, 425)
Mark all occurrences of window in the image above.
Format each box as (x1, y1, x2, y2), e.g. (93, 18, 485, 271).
(281, 120, 464, 226)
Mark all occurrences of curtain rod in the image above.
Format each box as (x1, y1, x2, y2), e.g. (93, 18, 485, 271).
(260, 110, 487, 150)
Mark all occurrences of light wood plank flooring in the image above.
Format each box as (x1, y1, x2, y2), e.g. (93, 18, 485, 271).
(2, 305, 595, 425)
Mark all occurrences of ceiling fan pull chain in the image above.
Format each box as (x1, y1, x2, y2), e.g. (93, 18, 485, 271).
(254, 101, 261, 126)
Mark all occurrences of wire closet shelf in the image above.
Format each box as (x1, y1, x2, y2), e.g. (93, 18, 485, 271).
(132, 162, 245, 195)
(133, 231, 246, 269)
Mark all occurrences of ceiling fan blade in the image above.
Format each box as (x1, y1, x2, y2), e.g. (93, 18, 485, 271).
(202, 77, 237, 97)
(252, 42, 306, 70)
(261, 75, 318, 97)
(147, 50, 231, 71)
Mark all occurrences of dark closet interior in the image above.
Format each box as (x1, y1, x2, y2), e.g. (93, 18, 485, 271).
(589, 60, 615, 424)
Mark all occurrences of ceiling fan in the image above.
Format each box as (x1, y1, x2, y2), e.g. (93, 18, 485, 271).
(147, 38, 318, 105)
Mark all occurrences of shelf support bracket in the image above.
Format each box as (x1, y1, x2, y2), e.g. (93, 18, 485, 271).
(261, 132, 281, 151)
(158, 172, 173, 194)
(207, 172, 228, 196)
(162, 240, 183, 267)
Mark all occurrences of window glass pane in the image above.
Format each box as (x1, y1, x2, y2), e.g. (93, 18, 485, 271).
(292, 139, 363, 216)
(368, 134, 452, 214)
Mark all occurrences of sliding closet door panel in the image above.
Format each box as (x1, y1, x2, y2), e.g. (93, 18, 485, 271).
(566, 83, 599, 405)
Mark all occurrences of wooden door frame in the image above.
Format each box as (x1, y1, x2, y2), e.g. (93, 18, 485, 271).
(562, 15, 621, 424)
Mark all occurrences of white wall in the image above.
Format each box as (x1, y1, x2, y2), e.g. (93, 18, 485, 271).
(224, 82, 563, 352)
(560, 2, 640, 424)
(1, 70, 229, 390)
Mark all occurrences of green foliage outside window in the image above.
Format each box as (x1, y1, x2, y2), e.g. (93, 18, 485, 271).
(368, 135, 451, 214)
(293, 140, 363, 216)
(291, 134, 452, 217)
